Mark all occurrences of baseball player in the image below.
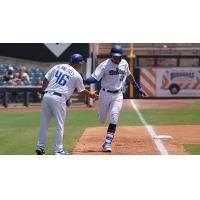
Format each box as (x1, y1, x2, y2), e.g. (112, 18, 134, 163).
(36, 54, 98, 155)
(84, 45, 146, 152)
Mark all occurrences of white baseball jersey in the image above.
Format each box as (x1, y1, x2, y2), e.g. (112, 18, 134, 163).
(91, 58, 131, 125)
(91, 58, 131, 91)
(45, 64, 85, 99)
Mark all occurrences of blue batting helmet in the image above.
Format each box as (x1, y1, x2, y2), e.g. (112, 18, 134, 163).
(110, 45, 123, 57)
(70, 54, 85, 64)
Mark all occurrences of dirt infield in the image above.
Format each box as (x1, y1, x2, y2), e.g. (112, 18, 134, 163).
(155, 125, 200, 154)
(73, 99, 200, 155)
(73, 125, 200, 155)
(73, 126, 159, 155)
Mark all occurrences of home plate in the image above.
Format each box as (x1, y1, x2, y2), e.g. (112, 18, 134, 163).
(153, 135, 172, 140)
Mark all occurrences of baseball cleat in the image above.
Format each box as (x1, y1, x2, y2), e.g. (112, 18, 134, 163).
(102, 146, 112, 152)
(36, 148, 45, 155)
(55, 150, 70, 155)
(102, 143, 112, 152)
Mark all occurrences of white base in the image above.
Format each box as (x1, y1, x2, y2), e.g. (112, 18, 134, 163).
(153, 135, 172, 140)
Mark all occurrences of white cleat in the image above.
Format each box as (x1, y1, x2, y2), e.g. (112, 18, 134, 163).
(55, 150, 70, 155)
(102, 144, 112, 152)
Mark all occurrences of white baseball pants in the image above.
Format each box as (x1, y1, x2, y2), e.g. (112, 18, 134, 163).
(37, 92, 67, 153)
(98, 89, 123, 124)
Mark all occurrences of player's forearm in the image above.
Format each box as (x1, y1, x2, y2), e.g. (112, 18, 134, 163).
(127, 75, 146, 96)
(128, 74, 140, 89)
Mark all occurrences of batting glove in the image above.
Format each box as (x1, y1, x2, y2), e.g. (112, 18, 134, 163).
(138, 87, 146, 96)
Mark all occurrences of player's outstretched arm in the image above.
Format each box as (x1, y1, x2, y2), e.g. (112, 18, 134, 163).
(83, 76, 98, 85)
(127, 74, 146, 96)
(79, 89, 99, 101)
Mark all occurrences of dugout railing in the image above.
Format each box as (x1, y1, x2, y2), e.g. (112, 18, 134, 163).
(0, 86, 43, 107)
(0, 85, 92, 108)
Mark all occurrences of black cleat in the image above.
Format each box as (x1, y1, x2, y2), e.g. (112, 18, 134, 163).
(36, 148, 45, 155)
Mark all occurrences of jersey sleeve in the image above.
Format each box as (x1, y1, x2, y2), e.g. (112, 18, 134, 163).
(45, 66, 57, 81)
(91, 63, 105, 81)
(75, 75, 85, 93)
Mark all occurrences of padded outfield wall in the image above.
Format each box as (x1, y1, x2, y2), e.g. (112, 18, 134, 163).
(135, 55, 200, 98)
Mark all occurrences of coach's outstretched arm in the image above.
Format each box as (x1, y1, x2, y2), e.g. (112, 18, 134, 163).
(79, 89, 99, 101)
(127, 74, 146, 96)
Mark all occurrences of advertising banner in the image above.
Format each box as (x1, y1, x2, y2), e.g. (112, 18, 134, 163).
(156, 67, 200, 97)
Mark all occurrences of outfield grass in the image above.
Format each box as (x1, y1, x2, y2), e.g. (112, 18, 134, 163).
(191, 101, 200, 108)
(140, 108, 200, 125)
(183, 144, 200, 155)
(0, 106, 200, 155)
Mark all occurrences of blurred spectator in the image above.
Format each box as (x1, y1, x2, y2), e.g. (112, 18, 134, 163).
(3, 66, 15, 82)
(19, 66, 30, 82)
(13, 73, 25, 85)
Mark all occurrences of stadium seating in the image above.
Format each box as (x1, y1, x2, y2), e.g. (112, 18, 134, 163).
(97, 43, 200, 56)
(97, 43, 200, 67)
(0, 64, 45, 104)
(0, 64, 45, 86)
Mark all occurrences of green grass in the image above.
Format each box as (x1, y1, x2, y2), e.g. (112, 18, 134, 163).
(0, 109, 141, 155)
(119, 109, 143, 125)
(0, 111, 96, 155)
(191, 101, 200, 108)
(0, 106, 200, 155)
(140, 108, 200, 125)
(183, 144, 200, 155)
